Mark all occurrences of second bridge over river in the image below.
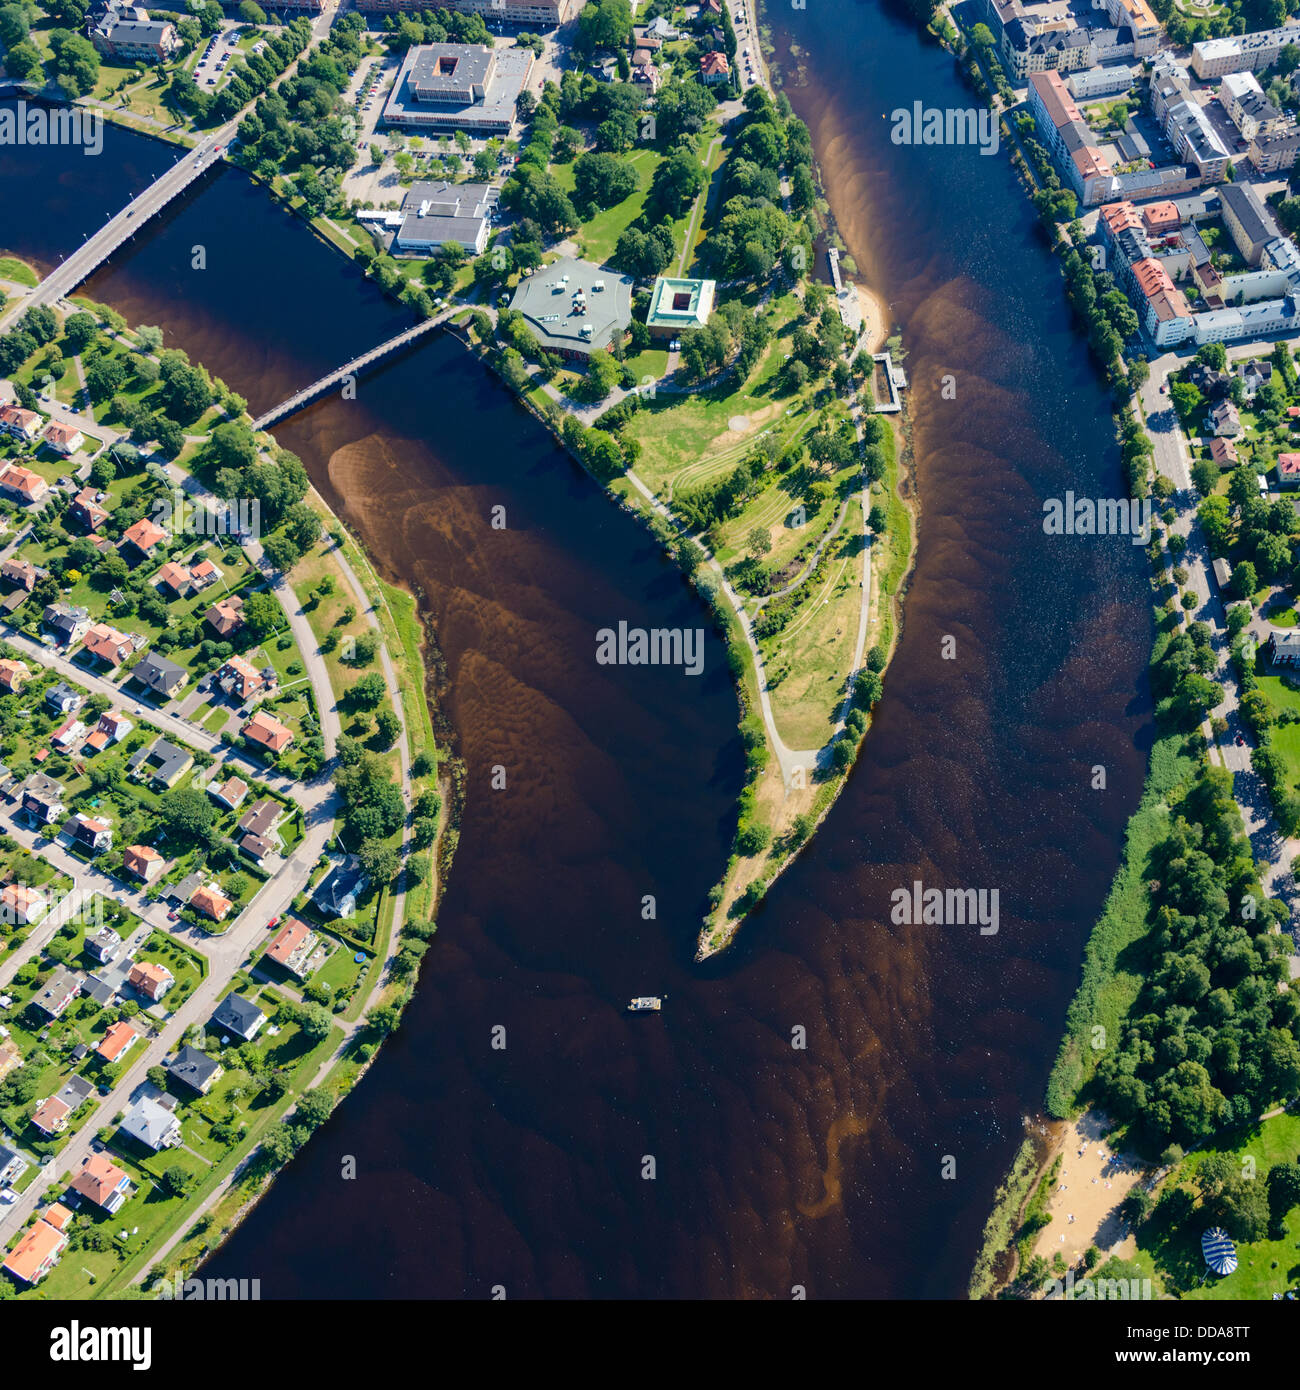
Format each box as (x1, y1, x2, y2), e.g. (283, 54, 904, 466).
(252, 312, 449, 431)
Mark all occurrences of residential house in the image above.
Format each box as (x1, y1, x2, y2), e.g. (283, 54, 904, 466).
(313, 857, 369, 920)
(0, 882, 47, 925)
(119, 1095, 182, 1151)
(238, 798, 283, 843)
(206, 594, 245, 638)
(1208, 436, 1239, 468)
(82, 621, 133, 668)
(121, 516, 167, 561)
(127, 960, 173, 1002)
(30, 967, 82, 1020)
(155, 560, 192, 597)
(2, 1216, 69, 1285)
(1209, 400, 1242, 437)
(123, 844, 165, 883)
(82, 709, 133, 755)
(1269, 629, 1300, 665)
(31, 1076, 93, 1135)
(242, 709, 294, 756)
(50, 716, 88, 755)
(68, 1152, 131, 1213)
(132, 650, 187, 700)
(166, 1044, 223, 1095)
(43, 605, 91, 648)
(41, 420, 84, 455)
(210, 775, 249, 811)
(699, 50, 730, 83)
(0, 1142, 28, 1187)
(20, 771, 65, 825)
(210, 991, 266, 1042)
(95, 1019, 138, 1064)
(69, 488, 110, 532)
(190, 881, 233, 922)
(129, 736, 193, 790)
(86, 926, 122, 963)
(0, 461, 50, 504)
(240, 833, 277, 866)
(0, 557, 37, 591)
(1235, 357, 1274, 401)
(0, 657, 29, 691)
(0, 403, 40, 442)
(1279, 452, 1300, 486)
(30, 1094, 72, 1136)
(189, 558, 220, 590)
(1189, 364, 1232, 399)
(65, 812, 112, 854)
(265, 916, 319, 979)
(217, 655, 271, 703)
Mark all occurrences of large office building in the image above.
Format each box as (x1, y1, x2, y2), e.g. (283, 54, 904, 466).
(382, 43, 533, 135)
(89, 4, 180, 62)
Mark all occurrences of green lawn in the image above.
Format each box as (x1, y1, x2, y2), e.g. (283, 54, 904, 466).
(0, 256, 39, 288)
(561, 147, 663, 267)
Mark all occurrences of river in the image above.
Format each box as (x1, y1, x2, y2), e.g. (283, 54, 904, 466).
(0, 0, 1151, 1298)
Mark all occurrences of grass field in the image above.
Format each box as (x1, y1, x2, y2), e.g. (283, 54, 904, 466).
(0, 256, 39, 288)
(1134, 1113, 1300, 1301)
(558, 148, 663, 267)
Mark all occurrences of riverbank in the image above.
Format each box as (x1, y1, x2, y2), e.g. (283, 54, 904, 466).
(0, 290, 456, 1297)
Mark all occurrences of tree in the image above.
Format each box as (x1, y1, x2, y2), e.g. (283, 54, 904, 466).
(242, 590, 282, 638)
(1191, 457, 1219, 496)
(747, 524, 772, 557)
(63, 311, 98, 353)
(1267, 1161, 1300, 1219)
(261, 532, 301, 573)
(158, 787, 215, 842)
(238, 0, 267, 21)
(1233, 560, 1258, 599)
(161, 1164, 195, 1198)
(575, 0, 632, 54)
(573, 152, 637, 211)
(2, 38, 41, 81)
(0, 4, 29, 48)
(347, 671, 387, 712)
(358, 837, 399, 883)
(375, 709, 401, 748)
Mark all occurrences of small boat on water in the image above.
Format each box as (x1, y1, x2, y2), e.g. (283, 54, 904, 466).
(627, 996, 663, 1012)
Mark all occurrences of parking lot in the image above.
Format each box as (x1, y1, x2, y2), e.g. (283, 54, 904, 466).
(191, 23, 243, 91)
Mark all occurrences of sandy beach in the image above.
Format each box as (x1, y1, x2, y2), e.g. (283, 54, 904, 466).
(853, 281, 890, 354)
(1031, 1111, 1152, 1281)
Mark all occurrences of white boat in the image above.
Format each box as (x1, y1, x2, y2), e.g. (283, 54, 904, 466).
(627, 996, 662, 1012)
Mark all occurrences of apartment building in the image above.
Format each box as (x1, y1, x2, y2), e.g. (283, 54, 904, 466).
(1191, 24, 1300, 79)
(1027, 71, 1115, 206)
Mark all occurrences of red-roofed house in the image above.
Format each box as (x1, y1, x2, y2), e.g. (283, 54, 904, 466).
(265, 917, 319, 978)
(699, 50, 730, 83)
(1141, 201, 1181, 235)
(122, 516, 167, 559)
(82, 622, 132, 667)
(0, 404, 40, 442)
(70, 488, 110, 531)
(205, 595, 245, 638)
(68, 1153, 131, 1213)
(242, 709, 294, 755)
(0, 461, 49, 503)
(1278, 452, 1300, 486)
(156, 560, 192, 596)
(0, 657, 30, 691)
(2, 1217, 68, 1284)
(41, 420, 84, 455)
(191, 882, 233, 922)
(127, 960, 174, 1002)
(123, 844, 165, 883)
(96, 1020, 138, 1063)
(1209, 437, 1239, 468)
